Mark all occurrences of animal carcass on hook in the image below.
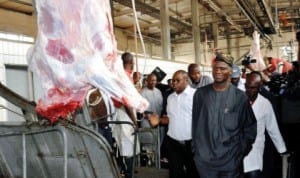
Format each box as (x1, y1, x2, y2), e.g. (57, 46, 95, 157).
(248, 31, 266, 71)
(27, 0, 149, 123)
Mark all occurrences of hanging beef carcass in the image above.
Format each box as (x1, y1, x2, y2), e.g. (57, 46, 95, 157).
(27, 0, 148, 123)
(248, 31, 266, 71)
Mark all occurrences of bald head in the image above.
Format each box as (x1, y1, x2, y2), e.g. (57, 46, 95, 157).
(147, 73, 157, 90)
(174, 70, 188, 78)
(245, 71, 263, 102)
(172, 70, 189, 94)
(188, 63, 199, 73)
(246, 71, 262, 84)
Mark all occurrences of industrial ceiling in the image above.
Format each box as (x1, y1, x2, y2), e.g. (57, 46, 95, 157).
(0, 0, 299, 44)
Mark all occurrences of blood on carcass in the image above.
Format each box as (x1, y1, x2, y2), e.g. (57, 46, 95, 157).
(28, 0, 148, 123)
(46, 39, 74, 64)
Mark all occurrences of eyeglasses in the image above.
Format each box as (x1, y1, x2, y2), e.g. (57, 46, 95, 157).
(172, 78, 184, 83)
(244, 84, 259, 90)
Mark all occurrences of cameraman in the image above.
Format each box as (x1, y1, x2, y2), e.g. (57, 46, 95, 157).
(265, 57, 293, 75)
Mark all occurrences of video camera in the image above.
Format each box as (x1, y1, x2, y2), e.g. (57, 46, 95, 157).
(242, 55, 257, 66)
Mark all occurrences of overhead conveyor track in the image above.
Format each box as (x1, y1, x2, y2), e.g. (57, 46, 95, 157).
(234, 0, 272, 43)
(257, 0, 277, 34)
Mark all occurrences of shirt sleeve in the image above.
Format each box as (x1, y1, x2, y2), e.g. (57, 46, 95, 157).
(265, 101, 287, 153)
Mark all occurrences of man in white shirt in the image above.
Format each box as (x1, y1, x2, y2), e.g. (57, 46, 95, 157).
(163, 70, 199, 178)
(244, 71, 287, 178)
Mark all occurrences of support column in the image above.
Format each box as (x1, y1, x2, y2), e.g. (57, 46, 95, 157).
(235, 38, 240, 60)
(160, 0, 171, 60)
(226, 26, 231, 54)
(191, 0, 201, 64)
(212, 22, 218, 49)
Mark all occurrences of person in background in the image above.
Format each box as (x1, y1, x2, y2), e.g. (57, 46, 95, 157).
(140, 73, 163, 128)
(139, 73, 163, 163)
(133, 71, 142, 92)
(167, 78, 172, 87)
(188, 63, 213, 88)
(265, 57, 293, 75)
(163, 70, 199, 178)
(142, 75, 148, 89)
(231, 64, 245, 91)
(192, 53, 257, 178)
(243, 71, 287, 178)
(111, 52, 139, 178)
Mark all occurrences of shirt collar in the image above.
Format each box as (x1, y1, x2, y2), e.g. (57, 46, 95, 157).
(175, 85, 191, 96)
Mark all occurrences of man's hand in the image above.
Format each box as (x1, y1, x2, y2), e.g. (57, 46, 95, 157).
(160, 115, 169, 125)
(148, 113, 160, 127)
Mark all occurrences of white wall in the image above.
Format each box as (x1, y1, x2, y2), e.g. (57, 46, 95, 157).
(135, 57, 188, 83)
(0, 34, 33, 121)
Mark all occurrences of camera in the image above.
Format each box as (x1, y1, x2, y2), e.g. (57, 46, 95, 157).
(144, 111, 154, 115)
(242, 55, 257, 66)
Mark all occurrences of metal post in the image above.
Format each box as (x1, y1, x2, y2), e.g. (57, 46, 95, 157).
(22, 133, 27, 178)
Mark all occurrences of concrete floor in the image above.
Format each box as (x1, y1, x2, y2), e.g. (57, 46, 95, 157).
(134, 167, 169, 178)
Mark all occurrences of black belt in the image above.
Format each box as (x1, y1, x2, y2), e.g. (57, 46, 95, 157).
(177, 140, 192, 145)
(177, 140, 191, 145)
(168, 136, 191, 145)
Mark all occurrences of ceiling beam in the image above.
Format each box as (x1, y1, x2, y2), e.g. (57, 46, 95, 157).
(113, 8, 133, 17)
(200, 0, 243, 32)
(8, 0, 32, 7)
(256, 0, 276, 34)
(113, 0, 193, 35)
(234, 0, 271, 42)
(0, 8, 36, 37)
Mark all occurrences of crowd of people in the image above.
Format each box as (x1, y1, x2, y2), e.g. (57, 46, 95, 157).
(93, 38, 300, 178)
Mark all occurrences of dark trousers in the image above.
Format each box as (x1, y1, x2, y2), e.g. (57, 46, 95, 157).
(196, 166, 242, 178)
(120, 156, 134, 178)
(98, 124, 113, 146)
(245, 170, 262, 178)
(166, 136, 199, 178)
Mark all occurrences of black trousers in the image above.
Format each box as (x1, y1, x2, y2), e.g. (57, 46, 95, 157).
(166, 136, 199, 178)
(244, 170, 262, 178)
(196, 166, 243, 178)
(120, 156, 134, 178)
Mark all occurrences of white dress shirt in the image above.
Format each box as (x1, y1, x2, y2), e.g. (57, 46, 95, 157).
(243, 94, 286, 172)
(237, 78, 245, 91)
(167, 85, 195, 141)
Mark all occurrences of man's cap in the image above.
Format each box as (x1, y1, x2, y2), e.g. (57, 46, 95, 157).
(214, 52, 233, 67)
(231, 65, 241, 78)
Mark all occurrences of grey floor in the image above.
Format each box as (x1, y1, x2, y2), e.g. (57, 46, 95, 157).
(134, 167, 169, 178)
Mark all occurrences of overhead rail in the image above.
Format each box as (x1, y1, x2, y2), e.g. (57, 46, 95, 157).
(113, 0, 193, 35)
(257, 0, 277, 34)
(201, 0, 243, 32)
(234, 0, 272, 43)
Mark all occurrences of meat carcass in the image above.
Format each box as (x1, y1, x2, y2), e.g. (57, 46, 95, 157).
(248, 31, 266, 71)
(28, 0, 148, 123)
